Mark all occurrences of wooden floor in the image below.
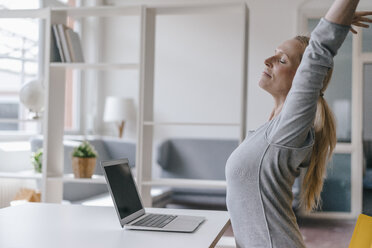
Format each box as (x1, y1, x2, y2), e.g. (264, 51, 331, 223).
(220, 218, 356, 248)
(298, 218, 355, 248)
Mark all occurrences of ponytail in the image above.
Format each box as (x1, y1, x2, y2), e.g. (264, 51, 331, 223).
(295, 36, 337, 212)
(301, 84, 336, 212)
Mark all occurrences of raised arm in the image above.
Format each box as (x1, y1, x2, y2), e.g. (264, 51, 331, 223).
(325, 0, 359, 25)
(267, 0, 364, 147)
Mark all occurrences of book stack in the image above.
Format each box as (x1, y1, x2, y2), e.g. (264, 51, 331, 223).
(51, 24, 84, 63)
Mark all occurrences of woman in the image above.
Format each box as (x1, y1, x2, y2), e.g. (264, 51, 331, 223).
(225, 0, 372, 247)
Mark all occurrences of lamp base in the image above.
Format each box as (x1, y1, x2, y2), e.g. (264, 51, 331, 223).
(118, 121, 125, 138)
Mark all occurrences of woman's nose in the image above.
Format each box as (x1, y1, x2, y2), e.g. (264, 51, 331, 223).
(264, 56, 274, 68)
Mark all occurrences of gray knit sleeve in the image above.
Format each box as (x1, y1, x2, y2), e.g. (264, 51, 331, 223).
(266, 18, 350, 148)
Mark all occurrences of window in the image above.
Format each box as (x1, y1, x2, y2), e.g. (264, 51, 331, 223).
(0, 10, 40, 133)
(306, 18, 354, 215)
(0, 99, 18, 130)
(308, 19, 353, 143)
(362, 23, 372, 53)
(303, 15, 371, 217)
(0, 0, 80, 134)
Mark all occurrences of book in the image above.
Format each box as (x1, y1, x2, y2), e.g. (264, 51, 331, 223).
(51, 24, 84, 63)
(51, 25, 64, 62)
(57, 24, 72, 62)
(65, 29, 84, 63)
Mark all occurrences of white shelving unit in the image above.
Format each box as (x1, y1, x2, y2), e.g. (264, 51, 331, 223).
(136, 2, 248, 207)
(0, 2, 248, 206)
(41, 5, 146, 203)
(0, 5, 144, 203)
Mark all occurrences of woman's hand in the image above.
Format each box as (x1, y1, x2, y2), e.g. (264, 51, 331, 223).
(350, 11, 372, 34)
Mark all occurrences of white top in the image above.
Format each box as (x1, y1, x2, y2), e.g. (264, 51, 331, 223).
(0, 203, 230, 248)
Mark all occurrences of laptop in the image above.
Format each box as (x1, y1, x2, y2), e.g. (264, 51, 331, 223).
(101, 158, 205, 232)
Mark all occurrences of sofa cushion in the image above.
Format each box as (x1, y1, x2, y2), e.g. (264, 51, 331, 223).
(157, 138, 239, 180)
(102, 138, 136, 167)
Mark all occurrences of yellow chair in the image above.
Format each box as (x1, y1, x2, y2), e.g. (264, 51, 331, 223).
(349, 214, 372, 248)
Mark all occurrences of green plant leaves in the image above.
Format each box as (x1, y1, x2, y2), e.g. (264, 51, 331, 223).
(31, 148, 43, 173)
(72, 141, 98, 158)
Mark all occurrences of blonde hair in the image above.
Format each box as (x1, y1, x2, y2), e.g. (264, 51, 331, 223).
(294, 36, 337, 212)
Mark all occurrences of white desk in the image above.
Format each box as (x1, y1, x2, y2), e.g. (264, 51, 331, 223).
(0, 203, 230, 248)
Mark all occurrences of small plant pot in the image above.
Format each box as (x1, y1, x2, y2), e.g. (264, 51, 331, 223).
(72, 157, 96, 178)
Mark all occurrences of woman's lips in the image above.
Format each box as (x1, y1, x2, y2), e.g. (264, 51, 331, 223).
(262, 71, 272, 78)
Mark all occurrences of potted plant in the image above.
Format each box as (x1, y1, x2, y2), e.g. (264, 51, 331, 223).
(71, 141, 98, 178)
(31, 148, 43, 173)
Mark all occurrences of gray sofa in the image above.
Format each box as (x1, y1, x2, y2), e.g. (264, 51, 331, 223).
(156, 138, 238, 208)
(30, 136, 136, 202)
(156, 138, 301, 210)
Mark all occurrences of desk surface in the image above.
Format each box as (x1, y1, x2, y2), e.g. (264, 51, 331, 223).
(0, 203, 230, 248)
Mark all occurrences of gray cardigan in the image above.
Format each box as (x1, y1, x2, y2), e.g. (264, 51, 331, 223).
(225, 18, 349, 248)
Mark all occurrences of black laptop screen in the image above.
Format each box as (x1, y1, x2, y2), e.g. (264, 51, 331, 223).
(104, 163, 143, 219)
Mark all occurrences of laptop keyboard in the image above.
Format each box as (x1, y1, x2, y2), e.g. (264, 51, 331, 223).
(132, 214, 177, 228)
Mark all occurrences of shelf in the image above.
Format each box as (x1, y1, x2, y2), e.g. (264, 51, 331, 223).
(77, 187, 172, 206)
(50, 2, 242, 18)
(142, 178, 227, 189)
(47, 174, 106, 184)
(0, 171, 42, 180)
(0, 118, 40, 123)
(4, 3, 247, 205)
(0, 8, 48, 19)
(51, 6, 141, 18)
(50, 63, 139, 70)
(334, 143, 353, 153)
(143, 121, 240, 127)
(152, 2, 245, 15)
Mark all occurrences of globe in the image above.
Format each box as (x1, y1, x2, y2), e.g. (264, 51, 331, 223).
(19, 79, 45, 117)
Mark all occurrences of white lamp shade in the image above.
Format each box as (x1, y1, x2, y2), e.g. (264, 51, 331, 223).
(103, 97, 135, 122)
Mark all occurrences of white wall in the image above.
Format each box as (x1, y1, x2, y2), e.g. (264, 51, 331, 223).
(244, 0, 304, 130)
(83, 0, 305, 141)
(83, 0, 372, 141)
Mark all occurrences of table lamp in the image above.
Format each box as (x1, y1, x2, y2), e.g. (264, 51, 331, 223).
(103, 97, 135, 138)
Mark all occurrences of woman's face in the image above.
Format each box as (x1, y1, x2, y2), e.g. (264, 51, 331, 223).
(259, 38, 305, 98)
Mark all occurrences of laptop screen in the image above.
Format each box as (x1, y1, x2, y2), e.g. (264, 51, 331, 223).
(103, 162, 143, 220)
